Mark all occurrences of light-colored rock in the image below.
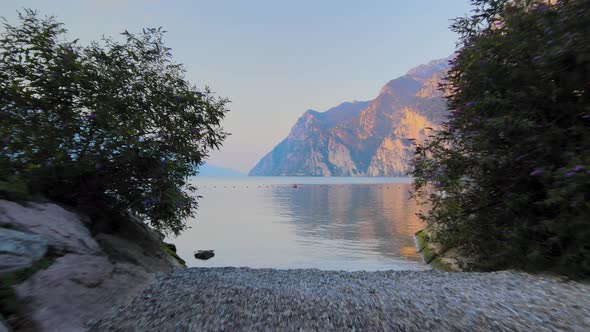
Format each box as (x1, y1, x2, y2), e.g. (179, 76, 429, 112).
(0, 315, 10, 332)
(15, 254, 154, 332)
(0, 228, 48, 276)
(0, 200, 101, 255)
(1, 199, 182, 331)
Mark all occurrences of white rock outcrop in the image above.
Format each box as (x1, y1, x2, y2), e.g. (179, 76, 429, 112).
(0, 199, 182, 331)
(0, 228, 48, 277)
(0, 200, 101, 255)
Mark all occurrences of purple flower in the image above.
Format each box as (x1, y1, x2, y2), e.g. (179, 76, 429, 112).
(572, 165, 583, 172)
(515, 155, 525, 162)
(175, 95, 184, 102)
(143, 198, 157, 206)
(465, 101, 475, 107)
(532, 55, 542, 62)
(566, 172, 575, 177)
(582, 115, 590, 119)
(85, 114, 97, 120)
(95, 163, 103, 170)
(530, 169, 543, 176)
(45, 161, 54, 167)
(1, 137, 9, 144)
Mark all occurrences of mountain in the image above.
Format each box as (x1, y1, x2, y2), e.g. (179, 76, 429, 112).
(197, 164, 245, 177)
(249, 57, 450, 176)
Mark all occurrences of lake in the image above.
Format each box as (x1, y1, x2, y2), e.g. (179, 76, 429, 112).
(168, 177, 427, 271)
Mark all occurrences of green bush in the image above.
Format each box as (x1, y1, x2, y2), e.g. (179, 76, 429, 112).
(411, 0, 589, 277)
(0, 10, 229, 234)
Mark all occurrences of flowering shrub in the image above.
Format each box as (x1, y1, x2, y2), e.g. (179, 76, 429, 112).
(0, 10, 229, 234)
(411, 0, 589, 276)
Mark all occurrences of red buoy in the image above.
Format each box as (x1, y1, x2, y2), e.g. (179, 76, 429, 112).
(293, 184, 298, 188)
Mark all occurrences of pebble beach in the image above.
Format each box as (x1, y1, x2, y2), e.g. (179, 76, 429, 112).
(89, 267, 590, 331)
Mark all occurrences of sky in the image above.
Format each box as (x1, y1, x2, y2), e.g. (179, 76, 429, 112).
(1, 0, 472, 173)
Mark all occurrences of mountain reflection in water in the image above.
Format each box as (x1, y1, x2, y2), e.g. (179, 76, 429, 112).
(169, 177, 427, 271)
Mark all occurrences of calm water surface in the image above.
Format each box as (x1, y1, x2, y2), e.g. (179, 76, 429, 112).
(169, 177, 427, 271)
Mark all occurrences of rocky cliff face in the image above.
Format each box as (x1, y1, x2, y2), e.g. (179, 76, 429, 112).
(249, 57, 450, 176)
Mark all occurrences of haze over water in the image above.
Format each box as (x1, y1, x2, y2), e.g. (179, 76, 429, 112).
(170, 177, 427, 271)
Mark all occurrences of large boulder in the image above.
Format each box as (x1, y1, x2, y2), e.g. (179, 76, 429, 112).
(0, 199, 183, 331)
(15, 254, 154, 332)
(0, 200, 101, 255)
(0, 228, 48, 277)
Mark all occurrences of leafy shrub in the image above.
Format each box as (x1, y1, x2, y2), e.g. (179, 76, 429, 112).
(0, 10, 229, 234)
(411, 0, 589, 277)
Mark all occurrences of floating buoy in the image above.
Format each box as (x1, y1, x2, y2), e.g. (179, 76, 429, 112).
(292, 184, 298, 188)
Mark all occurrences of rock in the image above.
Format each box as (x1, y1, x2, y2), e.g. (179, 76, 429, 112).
(0, 200, 101, 255)
(14, 254, 154, 332)
(194, 250, 215, 260)
(0, 315, 10, 332)
(164, 242, 177, 253)
(99, 215, 183, 269)
(154, 230, 166, 241)
(0, 228, 48, 277)
(96, 233, 179, 271)
(414, 228, 471, 271)
(1, 198, 182, 330)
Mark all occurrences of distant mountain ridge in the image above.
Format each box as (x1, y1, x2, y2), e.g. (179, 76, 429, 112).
(198, 164, 244, 177)
(249, 57, 451, 176)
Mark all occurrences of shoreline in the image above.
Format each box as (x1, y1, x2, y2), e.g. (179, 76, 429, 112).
(90, 267, 590, 331)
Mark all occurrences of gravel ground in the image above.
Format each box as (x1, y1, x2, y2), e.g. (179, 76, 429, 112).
(89, 267, 590, 331)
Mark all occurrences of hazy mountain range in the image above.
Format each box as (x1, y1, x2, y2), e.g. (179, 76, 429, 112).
(197, 163, 245, 177)
(249, 57, 450, 176)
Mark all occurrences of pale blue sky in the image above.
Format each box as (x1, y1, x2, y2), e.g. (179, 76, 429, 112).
(1, 0, 472, 172)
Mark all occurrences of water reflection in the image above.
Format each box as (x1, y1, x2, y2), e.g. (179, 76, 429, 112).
(169, 177, 427, 271)
(267, 183, 424, 261)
